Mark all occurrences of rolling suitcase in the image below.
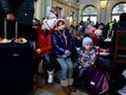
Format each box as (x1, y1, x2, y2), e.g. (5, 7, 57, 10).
(0, 20, 33, 95)
(87, 67, 109, 95)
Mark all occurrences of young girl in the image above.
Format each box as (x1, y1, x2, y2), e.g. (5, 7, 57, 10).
(73, 36, 97, 91)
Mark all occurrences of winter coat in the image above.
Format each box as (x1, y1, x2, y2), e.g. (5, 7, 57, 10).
(51, 31, 66, 57)
(51, 30, 74, 57)
(38, 30, 52, 55)
(79, 47, 97, 68)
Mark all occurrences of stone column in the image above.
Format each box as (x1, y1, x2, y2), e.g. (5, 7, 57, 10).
(100, 8, 107, 24)
(79, 5, 83, 22)
(34, 0, 43, 20)
(45, 0, 53, 16)
(34, 0, 52, 20)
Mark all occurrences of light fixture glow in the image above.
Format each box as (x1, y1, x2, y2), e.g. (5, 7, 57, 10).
(100, 0, 108, 9)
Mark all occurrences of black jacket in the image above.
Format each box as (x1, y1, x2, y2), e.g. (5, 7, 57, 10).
(0, 0, 34, 25)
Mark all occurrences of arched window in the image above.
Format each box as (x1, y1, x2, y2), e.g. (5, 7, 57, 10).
(82, 5, 97, 25)
(112, 3, 126, 21)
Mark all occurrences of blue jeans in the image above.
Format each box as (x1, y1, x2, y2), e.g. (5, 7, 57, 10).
(56, 57, 73, 80)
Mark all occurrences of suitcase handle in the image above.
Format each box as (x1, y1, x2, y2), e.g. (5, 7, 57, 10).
(4, 19, 18, 39)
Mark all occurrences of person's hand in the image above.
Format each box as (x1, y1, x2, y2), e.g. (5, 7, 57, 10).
(77, 37, 81, 40)
(36, 48, 41, 54)
(6, 13, 16, 21)
(62, 54, 67, 58)
(65, 50, 71, 56)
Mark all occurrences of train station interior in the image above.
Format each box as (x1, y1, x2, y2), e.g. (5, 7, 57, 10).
(0, 0, 126, 95)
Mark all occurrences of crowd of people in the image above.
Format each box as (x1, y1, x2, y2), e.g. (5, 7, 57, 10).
(0, 1, 126, 95)
(32, 9, 120, 95)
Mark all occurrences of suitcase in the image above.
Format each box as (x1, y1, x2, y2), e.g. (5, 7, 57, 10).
(0, 20, 33, 95)
(87, 67, 109, 95)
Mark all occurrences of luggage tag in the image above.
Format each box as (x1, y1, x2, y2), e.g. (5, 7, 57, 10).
(90, 81, 95, 86)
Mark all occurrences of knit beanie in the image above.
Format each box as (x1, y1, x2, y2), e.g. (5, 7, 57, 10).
(42, 10, 58, 30)
(82, 36, 93, 47)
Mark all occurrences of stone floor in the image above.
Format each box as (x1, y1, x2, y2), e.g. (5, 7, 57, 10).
(34, 83, 89, 95)
(33, 63, 126, 95)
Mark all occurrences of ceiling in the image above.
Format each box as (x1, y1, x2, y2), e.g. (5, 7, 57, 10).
(79, 0, 98, 4)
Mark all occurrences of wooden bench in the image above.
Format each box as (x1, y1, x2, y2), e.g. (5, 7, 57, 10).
(114, 30, 126, 64)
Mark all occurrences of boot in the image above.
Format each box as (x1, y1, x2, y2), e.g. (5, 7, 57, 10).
(60, 80, 70, 95)
(47, 70, 54, 84)
(68, 78, 73, 86)
(68, 78, 76, 92)
(60, 80, 68, 87)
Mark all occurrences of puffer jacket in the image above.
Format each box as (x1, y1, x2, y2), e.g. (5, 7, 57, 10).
(38, 30, 52, 55)
(51, 29, 75, 57)
(51, 31, 66, 57)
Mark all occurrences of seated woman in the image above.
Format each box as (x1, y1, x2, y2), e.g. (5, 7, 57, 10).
(36, 22, 54, 84)
(51, 19, 74, 92)
(35, 9, 59, 85)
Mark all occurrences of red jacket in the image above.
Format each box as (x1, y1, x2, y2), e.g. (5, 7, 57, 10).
(38, 30, 52, 55)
